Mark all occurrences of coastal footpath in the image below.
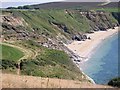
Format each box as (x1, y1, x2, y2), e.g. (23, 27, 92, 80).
(1, 2, 120, 88)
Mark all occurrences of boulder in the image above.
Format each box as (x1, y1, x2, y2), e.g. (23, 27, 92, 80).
(72, 35, 81, 41)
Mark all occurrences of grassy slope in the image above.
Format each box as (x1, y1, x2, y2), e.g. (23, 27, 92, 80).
(1, 44, 24, 73)
(12, 9, 90, 37)
(1, 44, 24, 61)
(7, 8, 118, 37)
(1, 40, 86, 81)
(19, 40, 85, 81)
(1, 7, 119, 81)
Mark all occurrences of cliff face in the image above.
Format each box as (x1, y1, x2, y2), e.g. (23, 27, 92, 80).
(2, 9, 119, 43)
(112, 12, 120, 24)
(2, 9, 119, 62)
(81, 11, 119, 31)
(1, 6, 119, 85)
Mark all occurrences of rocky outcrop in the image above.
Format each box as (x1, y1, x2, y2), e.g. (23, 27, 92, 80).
(112, 12, 120, 24)
(2, 15, 26, 26)
(79, 10, 119, 32)
(2, 22, 43, 41)
(72, 34, 87, 41)
(51, 21, 70, 34)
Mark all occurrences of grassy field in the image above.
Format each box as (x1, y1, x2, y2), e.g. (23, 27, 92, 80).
(1, 44, 24, 61)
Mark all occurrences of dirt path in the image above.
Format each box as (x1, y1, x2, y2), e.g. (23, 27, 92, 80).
(1, 42, 36, 75)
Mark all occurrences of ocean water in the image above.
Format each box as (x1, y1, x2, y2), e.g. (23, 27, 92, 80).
(80, 32, 119, 84)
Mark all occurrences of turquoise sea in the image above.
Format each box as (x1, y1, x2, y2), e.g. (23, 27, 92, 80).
(80, 32, 119, 84)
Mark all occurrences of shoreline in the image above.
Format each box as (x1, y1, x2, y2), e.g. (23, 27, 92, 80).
(75, 60, 96, 84)
(66, 27, 119, 84)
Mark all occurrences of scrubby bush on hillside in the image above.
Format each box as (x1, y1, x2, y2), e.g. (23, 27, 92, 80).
(108, 77, 120, 88)
(1, 59, 17, 69)
(20, 48, 82, 80)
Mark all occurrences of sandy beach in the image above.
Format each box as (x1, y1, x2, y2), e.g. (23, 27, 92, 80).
(67, 27, 119, 62)
(66, 27, 119, 84)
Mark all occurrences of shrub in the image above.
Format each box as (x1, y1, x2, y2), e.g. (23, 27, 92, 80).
(108, 77, 120, 88)
(1, 59, 17, 69)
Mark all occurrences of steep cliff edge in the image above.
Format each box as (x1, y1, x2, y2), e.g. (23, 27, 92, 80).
(2, 9, 119, 62)
(1, 6, 119, 86)
(2, 9, 119, 43)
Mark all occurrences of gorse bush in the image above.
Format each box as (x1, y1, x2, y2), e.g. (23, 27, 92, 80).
(108, 77, 120, 87)
(2, 59, 17, 69)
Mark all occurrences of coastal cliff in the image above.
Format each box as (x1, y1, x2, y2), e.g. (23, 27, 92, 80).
(1, 2, 120, 88)
(2, 9, 119, 46)
(2, 8, 119, 60)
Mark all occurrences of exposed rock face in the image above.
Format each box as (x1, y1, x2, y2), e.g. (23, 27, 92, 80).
(79, 11, 119, 32)
(51, 22, 70, 34)
(2, 23, 31, 40)
(2, 10, 119, 48)
(2, 10, 119, 42)
(2, 15, 25, 26)
(72, 34, 87, 41)
(112, 12, 120, 24)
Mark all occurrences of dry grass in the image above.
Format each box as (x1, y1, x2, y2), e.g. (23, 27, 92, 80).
(2, 74, 113, 88)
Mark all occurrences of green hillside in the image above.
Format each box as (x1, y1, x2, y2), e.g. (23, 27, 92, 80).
(12, 9, 90, 36)
(1, 44, 24, 61)
(1, 40, 87, 81)
(1, 2, 119, 81)
(4, 8, 118, 41)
